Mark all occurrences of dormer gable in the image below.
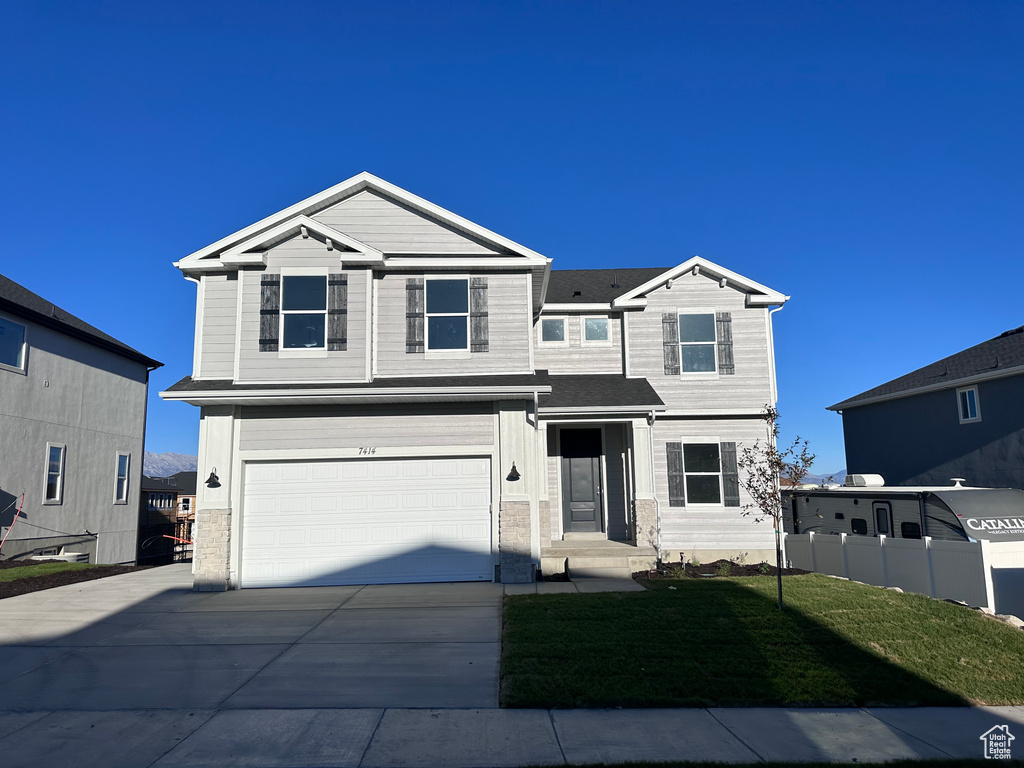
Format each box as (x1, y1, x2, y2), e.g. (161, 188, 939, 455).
(611, 256, 788, 309)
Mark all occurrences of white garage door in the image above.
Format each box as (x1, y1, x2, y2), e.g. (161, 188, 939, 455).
(241, 457, 492, 588)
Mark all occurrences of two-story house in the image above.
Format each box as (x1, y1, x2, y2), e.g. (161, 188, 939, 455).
(0, 273, 161, 564)
(161, 173, 788, 589)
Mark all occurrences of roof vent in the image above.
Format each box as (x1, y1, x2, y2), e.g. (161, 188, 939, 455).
(999, 326, 1024, 338)
(844, 474, 885, 487)
(610, 273, 619, 289)
(950, 477, 966, 488)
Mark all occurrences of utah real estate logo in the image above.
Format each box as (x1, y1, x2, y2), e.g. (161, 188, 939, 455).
(980, 725, 1014, 759)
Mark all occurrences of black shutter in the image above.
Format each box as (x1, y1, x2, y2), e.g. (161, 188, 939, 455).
(259, 274, 280, 352)
(406, 278, 424, 353)
(667, 441, 685, 507)
(721, 441, 740, 507)
(716, 312, 734, 375)
(470, 277, 489, 352)
(662, 313, 680, 375)
(327, 274, 348, 352)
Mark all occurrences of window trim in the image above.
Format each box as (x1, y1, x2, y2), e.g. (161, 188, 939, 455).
(539, 316, 569, 347)
(581, 315, 612, 346)
(957, 385, 981, 424)
(0, 312, 28, 375)
(424, 275, 470, 354)
(681, 437, 724, 507)
(43, 443, 66, 505)
(677, 309, 718, 376)
(113, 452, 130, 505)
(278, 269, 329, 357)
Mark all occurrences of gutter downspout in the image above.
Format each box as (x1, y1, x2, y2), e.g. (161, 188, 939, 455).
(768, 302, 787, 566)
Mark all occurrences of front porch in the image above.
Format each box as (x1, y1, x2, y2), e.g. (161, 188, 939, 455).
(540, 538, 657, 579)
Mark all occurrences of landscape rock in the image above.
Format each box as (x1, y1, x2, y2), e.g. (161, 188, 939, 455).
(995, 614, 1024, 629)
(885, 587, 904, 593)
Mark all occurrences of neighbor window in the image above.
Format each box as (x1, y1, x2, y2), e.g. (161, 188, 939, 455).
(683, 443, 722, 504)
(426, 278, 469, 350)
(678, 313, 717, 373)
(901, 522, 922, 539)
(582, 317, 609, 344)
(851, 518, 868, 535)
(114, 453, 130, 504)
(44, 444, 65, 504)
(281, 275, 327, 349)
(540, 317, 566, 344)
(0, 315, 26, 371)
(957, 386, 981, 424)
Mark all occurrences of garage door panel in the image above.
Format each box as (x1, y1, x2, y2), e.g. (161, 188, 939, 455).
(241, 457, 493, 588)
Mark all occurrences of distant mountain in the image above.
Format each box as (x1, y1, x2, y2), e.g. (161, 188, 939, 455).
(144, 452, 198, 477)
(802, 469, 847, 486)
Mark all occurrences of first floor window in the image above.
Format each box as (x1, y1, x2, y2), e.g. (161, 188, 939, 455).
(44, 444, 65, 504)
(0, 315, 26, 370)
(683, 443, 722, 504)
(281, 275, 327, 349)
(957, 386, 980, 423)
(679, 313, 716, 372)
(426, 278, 469, 350)
(540, 317, 566, 343)
(114, 453, 130, 503)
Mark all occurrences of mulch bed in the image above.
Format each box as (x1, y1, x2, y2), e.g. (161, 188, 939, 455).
(635, 558, 810, 580)
(0, 559, 149, 600)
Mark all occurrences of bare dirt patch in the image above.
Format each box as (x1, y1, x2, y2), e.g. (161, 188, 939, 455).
(634, 558, 810, 580)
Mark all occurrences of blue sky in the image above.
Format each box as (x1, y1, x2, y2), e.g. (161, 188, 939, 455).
(2, 1, 1022, 473)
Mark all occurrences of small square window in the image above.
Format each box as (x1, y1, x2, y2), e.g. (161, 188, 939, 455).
(540, 318, 567, 344)
(0, 315, 26, 372)
(582, 317, 609, 344)
(957, 386, 981, 424)
(851, 518, 868, 535)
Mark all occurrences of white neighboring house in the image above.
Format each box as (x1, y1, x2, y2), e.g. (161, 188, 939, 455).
(0, 274, 161, 563)
(161, 172, 789, 590)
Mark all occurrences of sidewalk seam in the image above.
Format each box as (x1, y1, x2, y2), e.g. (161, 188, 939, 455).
(547, 709, 569, 765)
(357, 707, 388, 767)
(858, 707, 955, 758)
(705, 707, 767, 763)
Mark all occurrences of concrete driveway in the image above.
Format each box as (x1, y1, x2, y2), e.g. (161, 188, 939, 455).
(0, 564, 502, 711)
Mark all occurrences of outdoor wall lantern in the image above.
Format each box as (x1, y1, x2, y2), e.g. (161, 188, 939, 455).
(206, 468, 221, 488)
(506, 463, 521, 482)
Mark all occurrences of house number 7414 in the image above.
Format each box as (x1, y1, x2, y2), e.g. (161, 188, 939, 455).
(358, 447, 377, 455)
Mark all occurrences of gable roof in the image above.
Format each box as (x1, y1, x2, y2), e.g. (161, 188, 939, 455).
(0, 273, 161, 368)
(829, 325, 1024, 411)
(176, 172, 550, 269)
(612, 256, 788, 308)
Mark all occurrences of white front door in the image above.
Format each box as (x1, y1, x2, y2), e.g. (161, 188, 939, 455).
(240, 457, 492, 588)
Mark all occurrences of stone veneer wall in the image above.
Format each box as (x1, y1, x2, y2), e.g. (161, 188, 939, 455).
(539, 500, 551, 543)
(634, 499, 658, 551)
(193, 508, 232, 592)
(499, 500, 534, 583)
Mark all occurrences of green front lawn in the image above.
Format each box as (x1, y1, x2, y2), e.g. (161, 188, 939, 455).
(501, 574, 1024, 708)
(0, 561, 97, 582)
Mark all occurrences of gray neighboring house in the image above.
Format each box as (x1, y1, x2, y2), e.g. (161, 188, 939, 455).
(161, 172, 789, 590)
(0, 274, 162, 563)
(829, 325, 1024, 489)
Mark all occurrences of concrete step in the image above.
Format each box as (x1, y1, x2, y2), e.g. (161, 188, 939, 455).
(566, 555, 631, 570)
(569, 565, 634, 579)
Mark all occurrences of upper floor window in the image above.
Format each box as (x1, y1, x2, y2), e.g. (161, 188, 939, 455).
(540, 317, 567, 345)
(957, 386, 981, 424)
(582, 317, 610, 344)
(281, 276, 327, 349)
(426, 278, 469, 350)
(679, 313, 717, 373)
(44, 443, 66, 505)
(0, 315, 26, 373)
(114, 453, 130, 504)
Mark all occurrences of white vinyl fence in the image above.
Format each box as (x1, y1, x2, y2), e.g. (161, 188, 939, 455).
(785, 533, 1024, 617)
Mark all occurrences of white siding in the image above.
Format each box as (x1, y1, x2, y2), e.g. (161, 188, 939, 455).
(375, 273, 533, 377)
(653, 417, 774, 552)
(627, 272, 772, 411)
(534, 314, 623, 374)
(313, 189, 503, 254)
(236, 259, 369, 384)
(198, 273, 238, 380)
(238, 403, 495, 452)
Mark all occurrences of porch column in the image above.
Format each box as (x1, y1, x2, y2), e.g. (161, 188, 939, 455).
(631, 418, 659, 551)
(497, 401, 542, 583)
(194, 406, 236, 591)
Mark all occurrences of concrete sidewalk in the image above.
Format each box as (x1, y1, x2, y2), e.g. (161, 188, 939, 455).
(0, 704, 1022, 767)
